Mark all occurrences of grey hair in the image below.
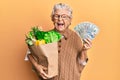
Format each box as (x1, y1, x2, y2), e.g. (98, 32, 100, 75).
(51, 3, 73, 18)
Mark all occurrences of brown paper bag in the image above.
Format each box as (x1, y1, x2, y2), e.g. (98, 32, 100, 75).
(28, 42, 58, 78)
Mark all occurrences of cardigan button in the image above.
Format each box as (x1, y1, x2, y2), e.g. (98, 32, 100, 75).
(58, 44, 61, 47)
(64, 37, 67, 40)
(59, 40, 61, 43)
(58, 50, 60, 53)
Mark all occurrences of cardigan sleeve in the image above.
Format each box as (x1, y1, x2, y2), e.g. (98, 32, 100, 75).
(78, 50, 88, 66)
(75, 32, 88, 64)
(75, 32, 89, 72)
(24, 49, 31, 61)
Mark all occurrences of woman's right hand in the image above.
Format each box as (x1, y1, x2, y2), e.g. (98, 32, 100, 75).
(28, 54, 50, 79)
(36, 64, 50, 79)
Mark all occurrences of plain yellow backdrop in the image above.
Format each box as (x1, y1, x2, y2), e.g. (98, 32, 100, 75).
(0, 0, 119, 80)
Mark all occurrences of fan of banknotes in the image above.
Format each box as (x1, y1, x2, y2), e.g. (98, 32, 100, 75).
(74, 22, 99, 40)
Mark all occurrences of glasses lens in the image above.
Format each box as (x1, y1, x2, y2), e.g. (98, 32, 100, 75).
(53, 14, 70, 20)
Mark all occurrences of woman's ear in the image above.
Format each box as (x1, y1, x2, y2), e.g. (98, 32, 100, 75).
(70, 17, 72, 22)
(69, 18, 72, 25)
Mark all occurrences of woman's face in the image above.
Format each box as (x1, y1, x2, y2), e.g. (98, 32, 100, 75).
(52, 9, 72, 32)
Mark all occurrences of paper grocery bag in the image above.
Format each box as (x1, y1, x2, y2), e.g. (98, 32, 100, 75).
(28, 42, 58, 78)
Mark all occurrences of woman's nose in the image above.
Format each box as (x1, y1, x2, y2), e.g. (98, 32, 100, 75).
(58, 16, 63, 21)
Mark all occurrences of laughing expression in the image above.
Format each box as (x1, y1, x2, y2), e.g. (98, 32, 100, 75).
(52, 9, 72, 32)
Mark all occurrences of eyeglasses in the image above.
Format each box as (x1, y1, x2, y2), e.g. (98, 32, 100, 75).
(53, 14, 71, 20)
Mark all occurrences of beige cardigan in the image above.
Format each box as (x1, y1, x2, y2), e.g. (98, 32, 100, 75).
(30, 28, 88, 80)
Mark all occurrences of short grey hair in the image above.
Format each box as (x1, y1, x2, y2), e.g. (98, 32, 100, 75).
(51, 3, 73, 18)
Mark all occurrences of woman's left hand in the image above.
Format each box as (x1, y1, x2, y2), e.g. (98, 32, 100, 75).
(82, 38, 92, 51)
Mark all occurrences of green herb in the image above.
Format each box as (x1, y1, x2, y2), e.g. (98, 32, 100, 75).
(25, 26, 62, 45)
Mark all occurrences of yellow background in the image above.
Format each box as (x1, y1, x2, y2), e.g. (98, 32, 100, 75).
(0, 0, 119, 80)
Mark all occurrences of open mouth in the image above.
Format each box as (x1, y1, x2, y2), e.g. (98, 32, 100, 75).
(55, 22, 65, 31)
(57, 23, 64, 26)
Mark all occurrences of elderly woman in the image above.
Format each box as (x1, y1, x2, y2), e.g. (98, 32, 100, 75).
(27, 3, 92, 80)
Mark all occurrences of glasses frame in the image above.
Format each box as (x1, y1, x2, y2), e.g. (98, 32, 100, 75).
(53, 14, 71, 20)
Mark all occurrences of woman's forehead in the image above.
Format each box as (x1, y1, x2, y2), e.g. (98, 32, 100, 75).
(54, 9, 69, 15)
